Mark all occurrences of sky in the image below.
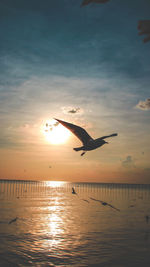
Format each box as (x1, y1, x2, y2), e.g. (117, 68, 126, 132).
(0, 0, 150, 183)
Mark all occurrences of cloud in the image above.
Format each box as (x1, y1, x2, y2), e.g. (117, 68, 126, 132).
(138, 20, 150, 43)
(136, 98, 150, 110)
(81, 0, 110, 7)
(122, 155, 136, 168)
(62, 106, 84, 115)
(68, 108, 80, 114)
(0, 74, 149, 151)
(0, 123, 40, 150)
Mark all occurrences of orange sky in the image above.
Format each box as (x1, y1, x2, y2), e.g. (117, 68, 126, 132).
(0, 117, 149, 183)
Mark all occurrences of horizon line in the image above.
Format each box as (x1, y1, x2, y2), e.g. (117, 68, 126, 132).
(0, 178, 150, 186)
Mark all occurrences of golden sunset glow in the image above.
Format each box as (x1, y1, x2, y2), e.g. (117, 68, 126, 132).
(43, 119, 71, 145)
(1, 0, 150, 185)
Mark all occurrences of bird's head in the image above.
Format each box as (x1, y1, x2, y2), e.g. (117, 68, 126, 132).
(95, 138, 108, 146)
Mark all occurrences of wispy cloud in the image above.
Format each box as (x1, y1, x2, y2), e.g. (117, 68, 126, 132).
(0, 122, 43, 150)
(122, 155, 136, 168)
(0, 74, 150, 158)
(136, 98, 150, 110)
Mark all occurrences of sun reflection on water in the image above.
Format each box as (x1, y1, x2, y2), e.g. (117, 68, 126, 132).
(48, 213, 63, 237)
(45, 181, 66, 188)
(42, 193, 65, 250)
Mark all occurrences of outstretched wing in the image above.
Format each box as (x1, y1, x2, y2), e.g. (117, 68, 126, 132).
(90, 197, 120, 211)
(99, 133, 118, 140)
(90, 197, 103, 203)
(54, 118, 93, 145)
(107, 203, 120, 212)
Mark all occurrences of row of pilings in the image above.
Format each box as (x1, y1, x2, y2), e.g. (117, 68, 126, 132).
(0, 179, 150, 200)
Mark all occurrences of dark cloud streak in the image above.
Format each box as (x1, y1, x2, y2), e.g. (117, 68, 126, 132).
(68, 108, 80, 114)
(81, 0, 110, 7)
(138, 20, 150, 43)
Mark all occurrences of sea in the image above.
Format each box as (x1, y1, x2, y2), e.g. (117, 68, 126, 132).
(0, 180, 150, 266)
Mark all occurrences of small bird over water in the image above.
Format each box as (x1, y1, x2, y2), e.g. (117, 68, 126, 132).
(72, 187, 77, 194)
(8, 217, 18, 225)
(90, 197, 120, 212)
(54, 118, 118, 156)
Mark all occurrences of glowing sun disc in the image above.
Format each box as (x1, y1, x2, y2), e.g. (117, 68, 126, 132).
(43, 119, 70, 144)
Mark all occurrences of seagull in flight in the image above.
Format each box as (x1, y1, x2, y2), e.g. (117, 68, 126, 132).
(90, 197, 120, 212)
(8, 217, 18, 225)
(72, 187, 77, 194)
(54, 118, 118, 156)
(81, 199, 89, 203)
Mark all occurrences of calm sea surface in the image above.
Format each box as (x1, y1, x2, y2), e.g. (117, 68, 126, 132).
(0, 180, 150, 266)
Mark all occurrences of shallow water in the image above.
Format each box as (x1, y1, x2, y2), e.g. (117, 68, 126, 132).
(0, 180, 150, 266)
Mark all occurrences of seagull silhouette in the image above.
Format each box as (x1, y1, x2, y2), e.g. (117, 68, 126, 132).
(81, 0, 110, 7)
(72, 187, 77, 194)
(81, 199, 89, 203)
(90, 197, 120, 211)
(54, 118, 118, 156)
(8, 217, 18, 225)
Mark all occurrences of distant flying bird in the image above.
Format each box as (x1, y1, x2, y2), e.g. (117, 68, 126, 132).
(138, 20, 150, 43)
(128, 204, 135, 208)
(81, 0, 110, 7)
(90, 197, 120, 211)
(54, 118, 118, 156)
(81, 199, 89, 203)
(8, 217, 18, 225)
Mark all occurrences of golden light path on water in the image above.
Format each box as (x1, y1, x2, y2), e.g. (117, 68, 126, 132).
(36, 181, 67, 250)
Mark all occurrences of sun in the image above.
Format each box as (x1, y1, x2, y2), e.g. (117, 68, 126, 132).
(43, 119, 71, 144)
